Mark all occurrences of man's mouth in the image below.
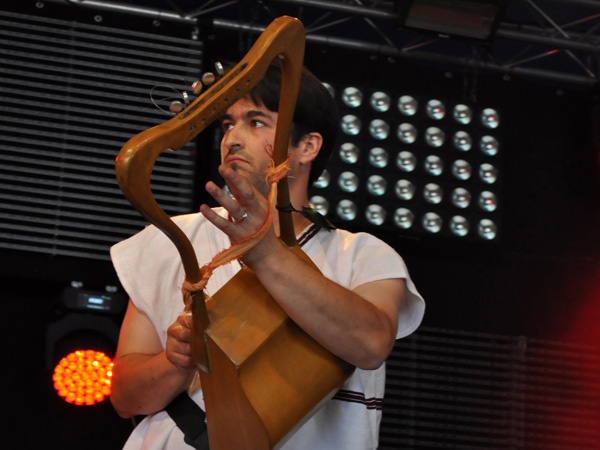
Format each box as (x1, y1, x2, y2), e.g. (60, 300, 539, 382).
(224, 156, 248, 168)
(225, 154, 244, 163)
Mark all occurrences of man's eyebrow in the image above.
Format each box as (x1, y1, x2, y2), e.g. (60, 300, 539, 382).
(246, 109, 271, 120)
(219, 109, 273, 124)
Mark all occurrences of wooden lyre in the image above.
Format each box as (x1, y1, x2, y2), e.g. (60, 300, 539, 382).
(115, 16, 353, 450)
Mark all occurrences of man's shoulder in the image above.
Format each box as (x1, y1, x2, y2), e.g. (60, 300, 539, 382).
(171, 207, 226, 227)
(317, 227, 391, 249)
(112, 208, 226, 254)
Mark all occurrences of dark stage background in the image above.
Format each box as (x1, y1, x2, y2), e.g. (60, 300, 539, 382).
(1, 1, 599, 449)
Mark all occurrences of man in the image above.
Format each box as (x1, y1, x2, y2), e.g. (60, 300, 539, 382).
(110, 61, 425, 449)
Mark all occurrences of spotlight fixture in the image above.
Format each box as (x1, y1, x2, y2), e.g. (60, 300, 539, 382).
(309, 83, 503, 242)
(46, 282, 127, 405)
(399, 0, 507, 41)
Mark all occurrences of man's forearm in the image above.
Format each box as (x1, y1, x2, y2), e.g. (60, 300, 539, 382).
(245, 232, 403, 370)
(111, 351, 196, 419)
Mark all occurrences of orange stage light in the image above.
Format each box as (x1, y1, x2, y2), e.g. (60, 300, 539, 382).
(52, 350, 113, 405)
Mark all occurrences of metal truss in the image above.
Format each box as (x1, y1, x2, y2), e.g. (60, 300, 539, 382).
(50, 0, 600, 88)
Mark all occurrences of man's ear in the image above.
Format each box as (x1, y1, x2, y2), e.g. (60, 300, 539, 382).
(297, 132, 323, 165)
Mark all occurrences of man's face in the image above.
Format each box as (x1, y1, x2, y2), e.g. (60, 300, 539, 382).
(220, 96, 280, 196)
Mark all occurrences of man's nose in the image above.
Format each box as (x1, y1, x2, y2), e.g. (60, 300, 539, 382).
(222, 128, 243, 154)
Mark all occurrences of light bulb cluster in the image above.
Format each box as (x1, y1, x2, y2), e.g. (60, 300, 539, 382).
(52, 350, 113, 406)
(310, 84, 502, 241)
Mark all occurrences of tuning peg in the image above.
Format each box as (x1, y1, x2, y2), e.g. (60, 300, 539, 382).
(202, 72, 216, 86)
(169, 100, 184, 113)
(192, 80, 203, 94)
(162, 61, 226, 116)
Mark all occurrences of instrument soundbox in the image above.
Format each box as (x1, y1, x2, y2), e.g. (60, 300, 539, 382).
(115, 16, 353, 449)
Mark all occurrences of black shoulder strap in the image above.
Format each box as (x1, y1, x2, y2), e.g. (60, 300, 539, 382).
(165, 392, 210, 450)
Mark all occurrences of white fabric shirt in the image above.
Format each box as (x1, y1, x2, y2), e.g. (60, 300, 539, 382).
(111, 208, 425, 450)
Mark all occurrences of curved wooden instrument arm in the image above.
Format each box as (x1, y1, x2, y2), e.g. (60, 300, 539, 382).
(115, 15, 304, 281)
(115, 16, 306, 370)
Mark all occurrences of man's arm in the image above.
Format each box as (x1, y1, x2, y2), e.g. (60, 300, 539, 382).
(201, 165, 406, 370)
(110, 300, 196, 419)
(246, 231, 406, 370)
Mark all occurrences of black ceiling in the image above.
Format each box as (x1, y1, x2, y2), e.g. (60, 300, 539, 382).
(44, 0, 600, 90)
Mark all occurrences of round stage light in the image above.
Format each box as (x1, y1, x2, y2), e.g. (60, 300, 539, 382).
(452, 159, 472, 180)
(424, 155, 444, 176)
(369, 147, 389, 168)
(322, 82, 335, 98)
(309, 195, 329, 216)
(396, 151, 417, 172)
(395, 179, 416, 201)
(453, 104, 472, 124)
(479, 163, 499, 184)
(342, 86, 363, 107)
(453, 131, 472, 151)
(478, 219, 498, 240)
(341, 114, 361, 136)
(365, 204, 386, 226)
(426, 99, 445, 120)
(422, 212, 443, 233)
(52, 350, 113, 406)
(339, 142, 360, 164)
(478, 191, 498, 212)
(397, 123, 418, 144)
(449, 215, 470, 237)
(481, 108, 500, 129)
(480, 135, 499, 156)
(398, 95, 418, 116)
(338, 171, 359, 193)
(337, 199, 357, 221)
(423, 183, 443, 204)
(370, 91, 391, 112)
(425, 126, 445, 148)
(451, 187, 472, 208)
(394, 208, 415, 229)
(313, 169, 330, 189)
(367, 175, 387, 196)
(369, 119, 390, 140)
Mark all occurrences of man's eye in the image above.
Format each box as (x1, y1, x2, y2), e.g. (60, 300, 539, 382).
(222, 122, 233, 131)
(252, 120, 265, 127)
